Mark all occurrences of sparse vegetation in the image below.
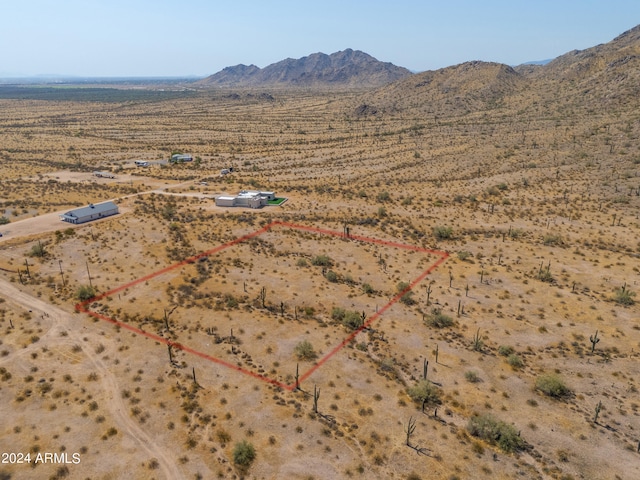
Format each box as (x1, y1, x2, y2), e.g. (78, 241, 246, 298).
(467, 414, 525, 453)
(0, 27, 638, 479)
(75, 285, 97, 301)
(425, 308, 454, 328)
(294, 340, 317, 361)
(536, 373, 570, 398)
(233, 440, 256, 469)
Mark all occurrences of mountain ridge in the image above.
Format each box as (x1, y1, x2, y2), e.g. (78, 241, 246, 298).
(198, 49, 412, 88)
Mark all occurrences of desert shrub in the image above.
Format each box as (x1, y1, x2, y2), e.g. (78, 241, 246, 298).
(467, 414, 524, 453)
(232, 440, 256, 468)
(325, 270, 338, 282)
(433, 226, 453, 240)
(543, 233, 563, 246)
(331, 307, 363, 330)
(538, 269, 554, 283)
(376, 191, 391, 202)
(311, 255, 333, 267)
(509, 228, 524, 239)
(614, 286, 635, 306)
(397, 281, 415, 305)
(535, 373, 570, 398)
(28, 242, 48, 258)
(76, 285, 96, 301)
(407, 379, 440, 406)
(296, 258, 308, 267)
(294, 340, 316, 361)
(342, 310, 364, 330)
(465, 371, 481, 383)
(0, 216, 9, 225)
(497, 345, 514, 356)
(362, 283, 374, 295)
(507, 354, 524, 369)
(425, 309, 454, 328)
(457, 250, 473, 261)
(331, 307, 346, 321)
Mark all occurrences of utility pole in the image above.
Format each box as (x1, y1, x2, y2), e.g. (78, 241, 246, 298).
(58, 260, 66, 287)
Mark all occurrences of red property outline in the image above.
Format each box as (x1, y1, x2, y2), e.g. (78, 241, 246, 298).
(76, 221, 448, 391)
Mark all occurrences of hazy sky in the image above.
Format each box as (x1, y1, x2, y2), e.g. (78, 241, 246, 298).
(2, 0, 639, 77)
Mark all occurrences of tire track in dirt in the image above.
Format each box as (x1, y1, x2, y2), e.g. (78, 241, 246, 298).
(0, 278, 184, 480)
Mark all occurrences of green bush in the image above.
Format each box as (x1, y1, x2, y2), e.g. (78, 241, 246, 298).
(362, 283, 375, 295)
(614, 286, 635, 306)
(311, 255, 333, 267)
(28, 242, 48, 258)
(331, 307, 346, 321)
(294, 340, 316, 361)
(425, 309, 454, 328)
(325, 270, 338, 282)
(543, 233, 563, 246)
(535, 373, 570, 398)
(342, 310, 364, 330)
(232, 440, 256, 468)
(76, 285, 97, 301)
(457, 250, 473, 262)
(407, 379, 440, 406)
(497, 345, 514, 356)
(331, 307, 363, 330)
(397, 281, 415, 305)
(465, 371, 481, 383)
(467, 414, 524, 453)
(0, 216, 9, 225)
(433, 226, 453, 240)
(507, 354, 524, 369)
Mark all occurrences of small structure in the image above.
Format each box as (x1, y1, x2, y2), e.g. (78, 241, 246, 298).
(214, 190, 276, 209)
(93, 171, 115, 178)
(60, 201, 119, 224)
(170, 154, 193, 163)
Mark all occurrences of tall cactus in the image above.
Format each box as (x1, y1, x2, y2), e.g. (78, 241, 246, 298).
(589, 330, 600, 354)
(594, 400, 602, 424)
(313, 384, 320, 413)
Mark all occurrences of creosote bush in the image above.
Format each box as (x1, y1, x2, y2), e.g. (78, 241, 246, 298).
(294, 340, 317, 361)
(433, 226, 453, 240)
(407, 379, 440, 406)
(507, 354, 524, 369)
(467, 414, 524, 453)
(232, 440, 256, 468)
(332, 307, 364, 331)
(614, 286, 635, 306)
(535, 373, 570, 398)
(76, 285, 97, 301)
(311, 255, 333, 267)
(425, 308, 454, 328)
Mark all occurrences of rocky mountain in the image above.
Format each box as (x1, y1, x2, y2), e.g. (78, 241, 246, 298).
(199, 49, 412, 88)
(351, 24, 640, 117)
(354, 61, 525, 117)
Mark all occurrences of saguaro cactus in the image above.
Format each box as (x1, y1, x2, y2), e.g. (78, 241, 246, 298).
(313, 384, 320, 413)
(589, 330, 600, 354)
(594, 400, 602, 424)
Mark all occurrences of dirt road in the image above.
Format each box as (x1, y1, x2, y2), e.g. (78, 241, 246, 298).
(0, 278, 184, 480)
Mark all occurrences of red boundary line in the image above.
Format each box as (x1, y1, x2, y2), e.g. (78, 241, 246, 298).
(76, 221, 448, 391)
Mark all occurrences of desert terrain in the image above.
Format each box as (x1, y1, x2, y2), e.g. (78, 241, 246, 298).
(1, 28, 640, 480)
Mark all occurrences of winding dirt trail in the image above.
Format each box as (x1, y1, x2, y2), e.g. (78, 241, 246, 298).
(0, 278, 184, 480)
